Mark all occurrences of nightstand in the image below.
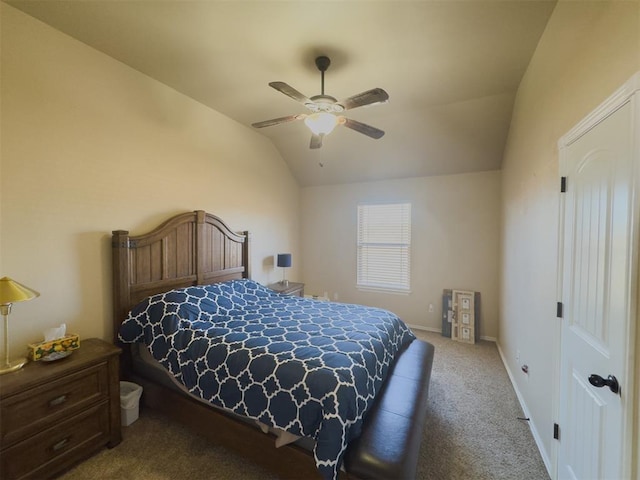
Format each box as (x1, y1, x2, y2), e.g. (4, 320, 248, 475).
(268, 281, 305, 297)
(0, 338, 121, 480)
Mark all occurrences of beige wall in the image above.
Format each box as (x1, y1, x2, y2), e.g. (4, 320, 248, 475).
(4, 1, 639, 475)
(0, 5, 300, 354)
(500, 0, 640, 475)
(301, 170, 501, 339)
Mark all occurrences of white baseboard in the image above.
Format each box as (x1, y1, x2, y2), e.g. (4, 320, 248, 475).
(407, 324, 441, 334)
(407, 323, 497, 342)
(495, 342, 553, 477)
(480, 334, 497, 342)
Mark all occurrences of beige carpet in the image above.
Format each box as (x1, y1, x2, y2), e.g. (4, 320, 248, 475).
(415, 332, 549, 479)
(59, 331, 549, 479)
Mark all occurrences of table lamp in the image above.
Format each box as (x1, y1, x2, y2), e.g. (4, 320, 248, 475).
(277, 253, 292, 286)
(0, 277, 39, 375)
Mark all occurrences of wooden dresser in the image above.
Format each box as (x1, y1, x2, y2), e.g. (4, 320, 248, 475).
(0, 338, 121, 480)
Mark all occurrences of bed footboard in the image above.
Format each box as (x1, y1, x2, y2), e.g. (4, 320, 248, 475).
(344, 339, 435, 479)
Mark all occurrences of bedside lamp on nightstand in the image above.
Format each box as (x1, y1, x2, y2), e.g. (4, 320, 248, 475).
(277, 253, 292, 286)
(0, 277, 39, 375)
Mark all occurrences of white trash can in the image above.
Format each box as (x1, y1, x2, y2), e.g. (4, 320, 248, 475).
(120, 381, 143, 426)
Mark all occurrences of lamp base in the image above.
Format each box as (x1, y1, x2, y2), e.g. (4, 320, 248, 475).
(0, 357, 28, 375)
(279, 279, 289, 286)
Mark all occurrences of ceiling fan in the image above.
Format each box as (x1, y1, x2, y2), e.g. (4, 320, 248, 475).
(252, 56, 389, 149)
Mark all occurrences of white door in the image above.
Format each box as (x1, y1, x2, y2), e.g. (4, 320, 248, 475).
(557, 88, 638, 480)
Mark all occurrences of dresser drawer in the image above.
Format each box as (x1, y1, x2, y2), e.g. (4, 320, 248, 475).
(1, 402, 110, 480)
(1, 363, 109, 446)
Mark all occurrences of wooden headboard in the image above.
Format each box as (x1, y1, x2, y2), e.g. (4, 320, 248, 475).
(112, 210, 250, 342)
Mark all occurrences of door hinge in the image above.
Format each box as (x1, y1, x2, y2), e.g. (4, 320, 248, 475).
(557, 302, 563, 318)
(560, 176, 567, 193)
(553, 423, 560, 440)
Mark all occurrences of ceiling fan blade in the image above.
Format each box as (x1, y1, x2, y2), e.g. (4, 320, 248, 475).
(342, 118, 385, 139)
(269, 82, 311, 105)
(339, 88, 389, 111)
(251, 114, 304, 129)
(310, 134, 324, 149)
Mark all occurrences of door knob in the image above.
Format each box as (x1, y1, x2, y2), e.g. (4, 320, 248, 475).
(588, 374, 620, 394)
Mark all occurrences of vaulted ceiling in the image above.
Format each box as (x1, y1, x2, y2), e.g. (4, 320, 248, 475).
(6, 0, 557, 186)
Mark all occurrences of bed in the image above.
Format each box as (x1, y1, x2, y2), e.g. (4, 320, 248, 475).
(112, 210, 434, 480)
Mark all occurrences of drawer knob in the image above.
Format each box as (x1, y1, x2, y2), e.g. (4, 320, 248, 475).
(52, 437, 70, 452)
(48, 394, 68, 407)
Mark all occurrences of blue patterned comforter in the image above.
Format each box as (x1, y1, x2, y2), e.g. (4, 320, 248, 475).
(118, 279, 415, 479)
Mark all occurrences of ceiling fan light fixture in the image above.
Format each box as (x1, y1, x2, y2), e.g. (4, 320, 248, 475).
(304, 112, 338, 136)
(253, 56, 388, 148)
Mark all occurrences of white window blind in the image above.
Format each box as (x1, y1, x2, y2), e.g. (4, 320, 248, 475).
(357, 203, 411, 292)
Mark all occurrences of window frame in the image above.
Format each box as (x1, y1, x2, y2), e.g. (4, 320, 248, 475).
(356, 202, 411, 294)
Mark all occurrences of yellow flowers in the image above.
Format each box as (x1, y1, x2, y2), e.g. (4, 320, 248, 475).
(28, 334, 80, 361)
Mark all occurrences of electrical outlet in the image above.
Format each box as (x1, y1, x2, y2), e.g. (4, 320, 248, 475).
(516, 349, 520, 362)
(428, 303, 434, 313)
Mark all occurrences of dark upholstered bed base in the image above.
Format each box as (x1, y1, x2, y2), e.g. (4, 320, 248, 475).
(345, 338, 435, 479)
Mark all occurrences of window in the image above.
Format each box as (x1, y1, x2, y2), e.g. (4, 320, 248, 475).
(357, 203, 411, 293)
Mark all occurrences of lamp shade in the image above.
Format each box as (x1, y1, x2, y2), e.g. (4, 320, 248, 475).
(304, 113, 338, 136)
(277, 254, 292, 268)
(0, 277, 40, 305)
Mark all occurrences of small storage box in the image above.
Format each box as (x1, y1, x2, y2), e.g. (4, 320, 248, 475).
(120, 381, 143, 426)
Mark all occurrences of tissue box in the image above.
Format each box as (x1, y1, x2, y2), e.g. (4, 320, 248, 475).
(28, 334, 80, 361)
